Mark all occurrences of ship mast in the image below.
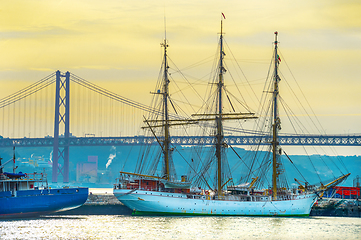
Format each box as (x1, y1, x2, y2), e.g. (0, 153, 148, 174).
(216, 18, 225, 198)
(161, 39, 171, 181)
(191, 15, 257, 196)
(147, 34, 200, 182)
(272, 31, 281, 200)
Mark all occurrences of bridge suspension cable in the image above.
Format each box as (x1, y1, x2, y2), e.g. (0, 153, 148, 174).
(0, 72, 56, 109)
(70, 73, 163, 115)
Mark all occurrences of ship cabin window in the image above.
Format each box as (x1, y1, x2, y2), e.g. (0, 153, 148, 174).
(231, 190, 248, 195)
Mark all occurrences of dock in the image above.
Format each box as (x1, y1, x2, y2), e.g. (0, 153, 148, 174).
(310, 198, 361, 217)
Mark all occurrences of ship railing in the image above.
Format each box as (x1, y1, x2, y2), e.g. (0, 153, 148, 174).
(24, 172, 46, 181)
(28, 173, 48, 188)
(0, 172, 46, 182)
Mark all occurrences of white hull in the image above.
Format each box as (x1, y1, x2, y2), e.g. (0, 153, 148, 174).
(114, 189, 318, 216)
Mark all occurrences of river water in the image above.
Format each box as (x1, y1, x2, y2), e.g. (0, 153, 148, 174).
(0, 215, 360, 239)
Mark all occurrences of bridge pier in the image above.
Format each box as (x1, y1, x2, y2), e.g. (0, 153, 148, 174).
(52, 70, 70, 183)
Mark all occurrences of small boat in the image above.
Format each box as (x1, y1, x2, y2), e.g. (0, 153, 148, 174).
(3, 172, 26, 179)
(0, 151, 88, 218)
(114, 15, 350, 216)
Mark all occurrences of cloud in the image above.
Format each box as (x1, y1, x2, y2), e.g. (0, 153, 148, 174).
(0, 0, 359, 137)
(28, 67, 58, 72)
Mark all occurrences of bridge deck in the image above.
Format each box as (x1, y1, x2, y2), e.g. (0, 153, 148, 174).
(0, 135, 360, 147)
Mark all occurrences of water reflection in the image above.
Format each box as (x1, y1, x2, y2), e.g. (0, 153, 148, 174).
(0, 215, 360, 239)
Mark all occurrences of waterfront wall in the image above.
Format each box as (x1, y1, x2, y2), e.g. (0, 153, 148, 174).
(54, 192, 132, 215)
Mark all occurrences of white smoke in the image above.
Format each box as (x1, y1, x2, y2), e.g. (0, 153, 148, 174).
(106, 153, 116, 169)
(49, 150, 53, 163)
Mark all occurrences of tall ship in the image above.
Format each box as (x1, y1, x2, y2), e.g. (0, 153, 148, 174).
(114, 16, 350, 216)
(0, 149, 88, 218)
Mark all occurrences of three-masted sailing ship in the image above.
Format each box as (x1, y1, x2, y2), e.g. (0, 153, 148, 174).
(113, 17, 350, 216)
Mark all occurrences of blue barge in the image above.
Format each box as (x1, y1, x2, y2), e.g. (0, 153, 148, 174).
(0, 172, 88, 218)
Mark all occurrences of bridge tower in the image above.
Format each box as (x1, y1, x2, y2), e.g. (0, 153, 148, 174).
(52, 70, 70, 183)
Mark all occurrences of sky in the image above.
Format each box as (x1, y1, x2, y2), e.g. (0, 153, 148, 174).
(0, 0, 360, 155)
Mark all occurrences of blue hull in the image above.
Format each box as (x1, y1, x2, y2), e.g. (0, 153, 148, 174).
(0, 187, 88, 218)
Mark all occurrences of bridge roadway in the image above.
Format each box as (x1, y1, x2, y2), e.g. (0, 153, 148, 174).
(0, 135, 360, 147)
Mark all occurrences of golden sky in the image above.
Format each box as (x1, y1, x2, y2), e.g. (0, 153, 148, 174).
(0, 0, 360, 143)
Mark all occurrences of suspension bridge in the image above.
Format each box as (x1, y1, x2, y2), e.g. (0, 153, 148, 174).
(0, 71, 360, 183)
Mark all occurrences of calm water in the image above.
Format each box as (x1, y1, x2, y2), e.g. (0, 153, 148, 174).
(0, 215, 360, 239)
